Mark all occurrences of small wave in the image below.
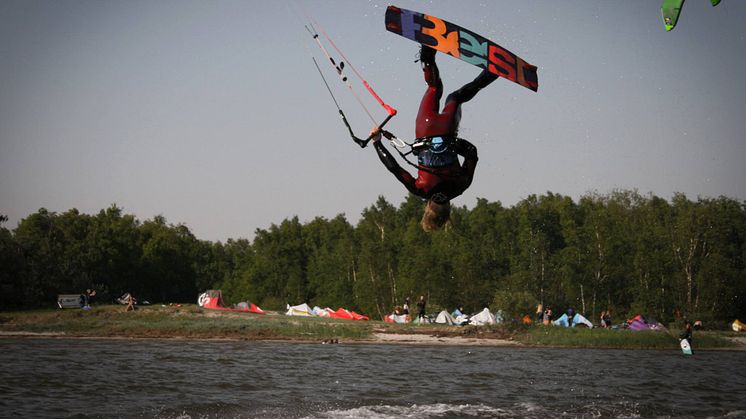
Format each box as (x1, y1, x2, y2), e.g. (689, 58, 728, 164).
(307, 403, 513, 418)
(304, 400, 653, 419)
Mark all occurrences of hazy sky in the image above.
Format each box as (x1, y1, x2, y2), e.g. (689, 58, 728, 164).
(1, 0, 745, 242)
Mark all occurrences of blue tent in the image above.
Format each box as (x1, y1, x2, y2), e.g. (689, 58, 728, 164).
(553, 313, 594, 328)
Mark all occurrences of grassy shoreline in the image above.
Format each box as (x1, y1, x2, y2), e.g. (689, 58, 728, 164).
(0, 304, 741, 350)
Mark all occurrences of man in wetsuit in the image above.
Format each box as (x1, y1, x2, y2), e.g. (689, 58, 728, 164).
(370, 45, 498, 231)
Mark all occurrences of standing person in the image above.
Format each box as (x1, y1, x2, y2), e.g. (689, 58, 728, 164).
(369, 45, 498, 231)
(125, 293, 136, 312)
(402, 297, 410, 316)
(602, 311, 612, 328)
(542, 307, 553, 325)
(536, 304, 544, 323)
(80, 289, 96, 310)
(416, 295, 427, 323)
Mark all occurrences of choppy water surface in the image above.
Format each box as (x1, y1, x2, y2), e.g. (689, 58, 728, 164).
(0, 338, 744, 418)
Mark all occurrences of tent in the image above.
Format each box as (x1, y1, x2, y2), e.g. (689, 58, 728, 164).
(470, 308, 498, 326)
(434, 310, 456, 325)
(349, 310, 369, 321)
(625, 314, 665, 331)
(115, 293, 150, 306)
(286, 303, 314, 316)
(313, 306, 333, 317)
(384, 313, 410, 323)
(733, 319, 746, 332)
(57, 294, 83, 309)
(198, 290, 264, 314)
(553, 313, 594, 328)
(328, 307, 369, 321)
(450, 308, 472, 325)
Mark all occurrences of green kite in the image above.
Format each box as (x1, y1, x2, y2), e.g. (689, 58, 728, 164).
(661, 0, 722, 32)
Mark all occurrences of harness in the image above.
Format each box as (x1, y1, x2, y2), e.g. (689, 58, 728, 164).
(382, 132, 462, 176)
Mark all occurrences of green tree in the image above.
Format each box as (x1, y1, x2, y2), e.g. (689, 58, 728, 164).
(304, 214, 357, 308)
(0, 215, 26, 309)
(356, 196, 402, 319)
(140, 216, 200, 303)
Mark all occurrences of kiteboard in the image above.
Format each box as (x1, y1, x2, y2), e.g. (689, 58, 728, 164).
(680, 338, 693, 355)
(385, 5, 538, 92)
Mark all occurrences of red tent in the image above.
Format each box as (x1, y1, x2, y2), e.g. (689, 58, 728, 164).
(349, 311, 369, 321)
(198, 290, 265, 314)
(329, 307, 369, 321)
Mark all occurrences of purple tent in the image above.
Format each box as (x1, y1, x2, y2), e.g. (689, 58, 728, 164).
(626, 315, 666, 331)
(628, 319, 650, 330)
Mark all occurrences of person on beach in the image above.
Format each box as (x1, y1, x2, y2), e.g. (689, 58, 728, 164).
(566, 308, 575, 324)
(600, 310, 612, 328)
(369, 45, 498, 231)
(402, 297, 410, 316)
(125, 293, 136, 312)
(416, 295, 427, 322)
(542, 307, 553, 325)
(80, 289, 96, 310)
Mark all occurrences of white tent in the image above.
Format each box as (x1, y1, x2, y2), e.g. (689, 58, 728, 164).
(312, 306, 333, 317)
(434, 310, 456, 325)
(469, 308, 498, 325)
(384, 313, 409, 323)
(286, 303, 314, 316)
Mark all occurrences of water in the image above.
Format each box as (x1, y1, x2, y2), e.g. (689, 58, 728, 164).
(0, 338, 744, 418)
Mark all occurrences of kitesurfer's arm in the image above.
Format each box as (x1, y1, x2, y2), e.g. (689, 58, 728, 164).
(371, 129, 421, 196)
(454, 138, 478, 190)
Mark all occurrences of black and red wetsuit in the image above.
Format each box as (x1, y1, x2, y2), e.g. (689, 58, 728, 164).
(374, 49, 497, 201)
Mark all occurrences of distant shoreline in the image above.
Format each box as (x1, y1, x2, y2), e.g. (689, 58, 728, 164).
(1, 305, 744, 350)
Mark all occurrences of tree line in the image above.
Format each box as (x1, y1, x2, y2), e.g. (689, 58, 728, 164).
(1, 190, 744, 325)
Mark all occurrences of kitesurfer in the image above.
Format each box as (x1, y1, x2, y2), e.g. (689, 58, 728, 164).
(369, 46, 498, 231)
(680, 321, 693, 345)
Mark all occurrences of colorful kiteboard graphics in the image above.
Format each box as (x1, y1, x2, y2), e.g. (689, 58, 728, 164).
(385, 5, 538, 92)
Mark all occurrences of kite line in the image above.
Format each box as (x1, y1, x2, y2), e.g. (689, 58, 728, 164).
(304, 17, 396, 148)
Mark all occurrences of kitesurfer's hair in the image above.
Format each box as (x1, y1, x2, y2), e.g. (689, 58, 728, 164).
(421, 199, 451, 232)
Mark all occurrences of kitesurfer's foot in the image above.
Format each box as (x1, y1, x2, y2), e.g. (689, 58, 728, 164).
(418, 44, 436, 67)
(472, 69, 499, 88)
(419, 45, 440, 87)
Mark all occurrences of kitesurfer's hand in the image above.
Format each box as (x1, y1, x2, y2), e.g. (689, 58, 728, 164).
(369, 127, 382, 143)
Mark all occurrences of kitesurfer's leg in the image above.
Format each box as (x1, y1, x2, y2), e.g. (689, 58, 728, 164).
(416, 46, 443, 137)
(419, 45, 440, 88)
(440, 70, 499, 131)
(443, 70, 498, 112)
